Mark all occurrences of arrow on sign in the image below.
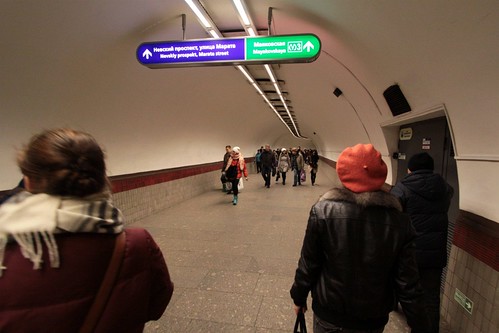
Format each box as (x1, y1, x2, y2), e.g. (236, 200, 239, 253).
(304, 41, 314, 52)
(142, 49, 152, 59)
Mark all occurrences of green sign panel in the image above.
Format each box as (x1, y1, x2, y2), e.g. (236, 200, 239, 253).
(454, 288, 473, 314)
(245, 34, 321, 62)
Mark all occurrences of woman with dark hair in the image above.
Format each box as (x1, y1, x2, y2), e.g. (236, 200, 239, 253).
(0, 128, 173, 333)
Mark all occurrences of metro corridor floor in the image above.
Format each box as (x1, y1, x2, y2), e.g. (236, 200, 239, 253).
(132, 169, 451, 332)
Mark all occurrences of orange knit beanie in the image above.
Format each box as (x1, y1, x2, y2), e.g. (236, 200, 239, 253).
(336, 144, 387, 193)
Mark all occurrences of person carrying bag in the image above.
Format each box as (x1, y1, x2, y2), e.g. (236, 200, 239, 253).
(293, 310, 307, 333)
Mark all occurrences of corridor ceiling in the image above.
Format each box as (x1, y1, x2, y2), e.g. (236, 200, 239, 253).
(1, 0, 498, 185)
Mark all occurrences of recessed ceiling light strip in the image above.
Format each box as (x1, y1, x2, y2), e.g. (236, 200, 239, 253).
(231, 0, 302, 137)
(265, 65, 300, 135)
(185, 0, 301, 137)
(232, 0, 257, 36)
(185, 0, 222, 38)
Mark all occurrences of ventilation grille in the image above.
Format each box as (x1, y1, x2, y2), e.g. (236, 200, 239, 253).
(383, 84, 411, 116)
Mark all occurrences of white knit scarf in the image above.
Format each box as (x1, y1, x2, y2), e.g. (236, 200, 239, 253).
(226, 153, 245, 171)
(0, 191, 124, 277)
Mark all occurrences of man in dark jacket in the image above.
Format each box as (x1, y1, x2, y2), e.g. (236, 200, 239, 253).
(291, 144, 430, 333)
(221, 145, 232, 193)
(260, 144, 275, 188)
(391, 152, 454, 333)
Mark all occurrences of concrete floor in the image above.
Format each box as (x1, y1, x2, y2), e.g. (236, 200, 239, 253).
(133, 168, 452, 332)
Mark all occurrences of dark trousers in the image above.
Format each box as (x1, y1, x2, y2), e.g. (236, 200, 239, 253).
(261, 165, 272, 187)
(230, 178, 240, 196)
(314, 315, 384, 333)
(293, 168, 301, 185)
(311, 170, 317, 185)
(420, 268, 443, 333)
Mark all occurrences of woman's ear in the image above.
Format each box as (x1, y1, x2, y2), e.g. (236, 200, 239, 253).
(23, 175, 34, 192)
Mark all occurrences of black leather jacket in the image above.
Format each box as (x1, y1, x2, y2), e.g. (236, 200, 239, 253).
(290, 187, 430, 332)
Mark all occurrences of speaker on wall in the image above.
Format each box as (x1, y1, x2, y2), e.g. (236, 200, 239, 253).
(383, 84, 411, 116)
(333, 87, 343, 97)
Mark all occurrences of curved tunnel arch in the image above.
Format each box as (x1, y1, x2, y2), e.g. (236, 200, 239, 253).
(0, 0, 498, 222)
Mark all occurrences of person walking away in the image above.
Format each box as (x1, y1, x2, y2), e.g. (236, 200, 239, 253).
(272, 149, 281, 183)
(391, 152, 454, 333)
(277, 148, 290, 185)
(255, 149, 262, 173)
(260, 144, 274, 188)
(290, 147, 304, 186)
(275, 149, 281, 183)
(309, 149, 319, 186)
(224, 146, 248, 205)
(221, 145, 232, 193)
(0, 128, 174, 333)
(291, 143, 430, 333)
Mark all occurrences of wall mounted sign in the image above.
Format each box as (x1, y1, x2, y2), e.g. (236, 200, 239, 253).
(136, 34, 321, 68)
(454, 288, 473, 314)
(422, 138, 431, 150)
(399, 127, 413, 141)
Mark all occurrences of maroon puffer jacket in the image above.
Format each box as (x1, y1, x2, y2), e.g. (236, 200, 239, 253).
(0, 228, 174, 333)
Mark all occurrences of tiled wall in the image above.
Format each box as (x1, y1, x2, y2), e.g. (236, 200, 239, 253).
(443, 246, 498, 333)
(111, 160, 256, 225)
(113, 171, 221, 225)
(442, 212, 499, 333)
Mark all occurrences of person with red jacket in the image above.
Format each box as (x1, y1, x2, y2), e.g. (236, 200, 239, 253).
(223, 146, 248, 205)
(0, 128, 173, 333)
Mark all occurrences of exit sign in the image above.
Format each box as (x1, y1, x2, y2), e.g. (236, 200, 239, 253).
(454, 288, 473, 314)
(136, 34, 321, 68)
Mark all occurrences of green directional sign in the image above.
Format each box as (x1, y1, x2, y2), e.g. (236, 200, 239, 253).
(246, 34, 321, 62)
(454, 288, 473, 314)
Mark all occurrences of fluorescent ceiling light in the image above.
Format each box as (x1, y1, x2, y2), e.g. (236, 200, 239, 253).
(237, 65, 254, 83)
(247, 27, 256, 37)
(252, 83, 264, 95)
(233, 0, 251, 26)
(185, 0, 212, 28)
(185, 0, 303, 138)
(208, 30, 220, 38)
(232, 0, 258, 37)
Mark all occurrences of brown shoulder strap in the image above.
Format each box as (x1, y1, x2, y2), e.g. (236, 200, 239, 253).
(79, 231, 126, 333)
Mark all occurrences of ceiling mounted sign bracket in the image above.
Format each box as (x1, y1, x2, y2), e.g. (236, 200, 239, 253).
(267, 7, 273, 36)
(181, 14, 186, 40)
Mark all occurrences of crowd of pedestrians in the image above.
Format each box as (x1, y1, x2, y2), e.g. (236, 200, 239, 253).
(253, 145, 319, 188)
(221, 143, 452, 332)
(220, 145, 319, 206)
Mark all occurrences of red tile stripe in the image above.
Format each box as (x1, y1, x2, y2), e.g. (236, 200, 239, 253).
(453, 210, 499, 271)
(111, 162, 222, 193)
(110, 158, 254, 193)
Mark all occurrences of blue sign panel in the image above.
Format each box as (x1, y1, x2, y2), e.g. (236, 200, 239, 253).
(137, 38, 245, 68)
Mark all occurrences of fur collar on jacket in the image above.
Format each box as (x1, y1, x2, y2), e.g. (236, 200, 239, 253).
(319, 186, 402, 211)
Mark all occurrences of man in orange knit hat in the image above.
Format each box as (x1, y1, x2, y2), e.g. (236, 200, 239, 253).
(291, 144, 430, 333)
